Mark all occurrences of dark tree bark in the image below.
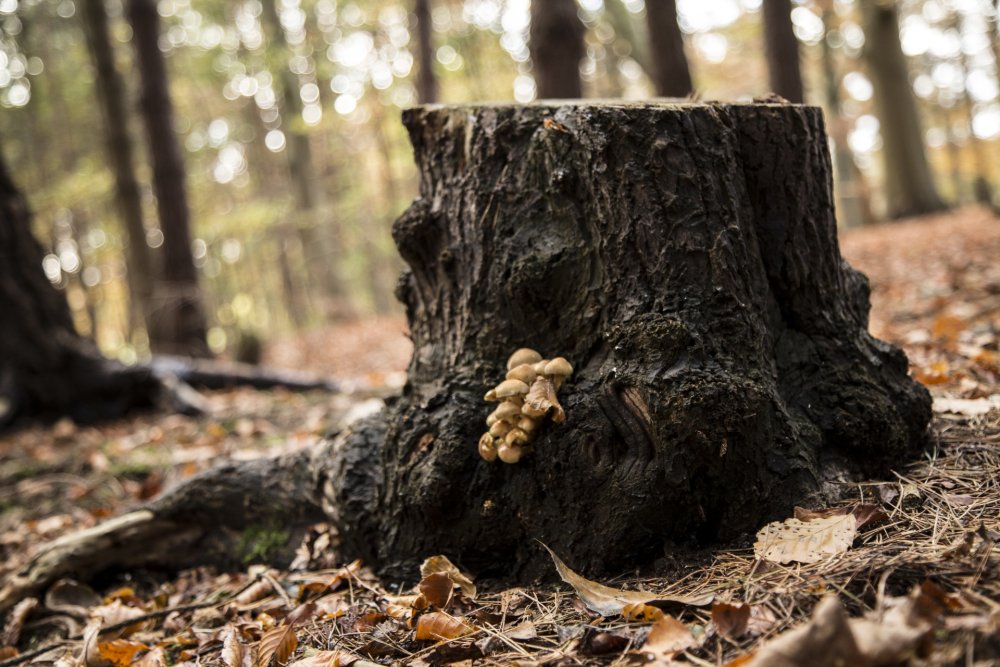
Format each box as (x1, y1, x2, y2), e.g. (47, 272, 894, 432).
(530, 0, 585, 98)
(126, 0, 209, 356)
(0, 102, 932, 606)
(644, 0, 693, 97)
(80, 0, 157, 339)
(762, 0, 804, 103)
(859, 0, 946, 219)
(414, 0, 438, 104)
(0, 145, 161, 429)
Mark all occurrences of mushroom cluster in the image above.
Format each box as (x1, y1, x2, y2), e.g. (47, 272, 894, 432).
(478, 348, 573, 464)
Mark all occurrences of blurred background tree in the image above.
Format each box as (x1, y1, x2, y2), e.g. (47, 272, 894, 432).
(0, 0, 997, 363)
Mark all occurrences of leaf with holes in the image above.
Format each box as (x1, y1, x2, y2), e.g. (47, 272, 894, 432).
(753, 514, 857, 564)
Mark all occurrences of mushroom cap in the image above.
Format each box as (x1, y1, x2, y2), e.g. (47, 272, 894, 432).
(495, 378, 530, 398)
(521, 402, 547, 418)
(507, 348, 542, 371)
(497, 443, 523, 464)
(484, 388, 498, 402)
(532, 360, 549, 374)
(493, 401, 522, 421)
(489, 420, 512, 438)
(517, 416, 539, 432)
(505, 427, 531, 446)
(506, 363, 537, 385)
(478, 433, 498, 462)
(544, 357, 573, 377)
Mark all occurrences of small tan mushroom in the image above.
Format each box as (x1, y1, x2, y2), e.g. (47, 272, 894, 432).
(484, 388, 498, 402)
(544, 357, 573, 389)
(493, 401, 522, 421)
(505, 427, 531, 446)
(532, 360, 549, 374)
(489, 420, 512, 438)
(506, 363, 537, 385)
(486, 412, 498, 428)
(517, 416, 539, 433)
(479, 433, 498, 462)
(497, 443, 523, 464)
(494, 378, 530, 402)
(507, 348, 542, 371)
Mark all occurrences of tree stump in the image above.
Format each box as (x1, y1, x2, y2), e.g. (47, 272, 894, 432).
(0, 103, 932, 607)
(323, 101, 931, 579)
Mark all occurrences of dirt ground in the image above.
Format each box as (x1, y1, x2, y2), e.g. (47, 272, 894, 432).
(0, 207, 997, 666)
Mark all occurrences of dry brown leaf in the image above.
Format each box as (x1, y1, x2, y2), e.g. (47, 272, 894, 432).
(0, 648, 18, 661)
(641, 615, 697, 657)
(2, 597, 37, 646)
(287, 650, 358, 667)
(505, 621, 538, 641)
(712, 602, 750, 639)
(419, 555, 476, 599)
(414, 612, 474, 641)
(753, 514, 857, 564)
(416, 572, 454, 609)
(222, 627, 251, 667)
(525, 377, 565, 423)
(285, 603, 317, 627)
(133, 646, 167, 667)
(932, 396, 1000, 416)
(542, 543, 713, 616)
(91, 601, 149, 638)
(256, 624, 297, 667)
(97, 640, 148, 667)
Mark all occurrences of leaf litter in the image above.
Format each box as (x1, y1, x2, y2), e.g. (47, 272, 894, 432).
(0, 208, 998, 665)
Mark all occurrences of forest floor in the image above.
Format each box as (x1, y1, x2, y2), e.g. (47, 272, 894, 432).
(1, 207, 998, 667)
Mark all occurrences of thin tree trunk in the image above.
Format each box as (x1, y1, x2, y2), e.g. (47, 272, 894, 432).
(819, 1, 871, 227)
(126, 0, 209, 356)
(644, 0, 694, 97)
(762, 0, 804, 102)
(859, 0, 946, 218)
(414, 0, 438, 104)
(951, 10, 993, 206)
(530, 0, 585, 98)
(80, 0, 157, 340)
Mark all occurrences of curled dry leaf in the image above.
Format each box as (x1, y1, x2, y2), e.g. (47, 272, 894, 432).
(255, 624, 298, 667)
(97, 640, 148, 667)
(132, 646, 167, 667)
(753, 514, 857, 564)
(222, 627, 251, 667)
(414, 612, 474, 641)
(419, 555, 476, 599)
(541, 543, 713, 616)
(287, 650, 359, 667)
(622, 603, 665, 623)
(416, 572, 454, 609)
(711, 602, 750, 639)
(641, 615, 697, 658)
(525, 377, 565, 423)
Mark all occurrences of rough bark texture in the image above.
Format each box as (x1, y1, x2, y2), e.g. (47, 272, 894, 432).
(414, 0, 438, 104)
(321, 101, 931, 580)
(644, 0, 694, 97)
(762, 0, 804, 103)
(0, 148, 161, 428)
(80, 0, 157, 337)
(0, 103, 933, 603)
(127, 0, 209, 356)
(529, 0, 585, 99)
(859, 0, 946, 219)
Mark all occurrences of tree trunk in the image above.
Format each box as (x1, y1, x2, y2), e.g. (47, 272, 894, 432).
(0, 102, 932, 603)
(530, 0, 585, 99)
(414, 0, 438, 104)
(644, 0, 694, 97)
(80, 0, 157, 341)
(0, 145, 161, 428)
(762, 0, 804, 103)
(859, 0, 946, 219)
(126, 0, 209, 356)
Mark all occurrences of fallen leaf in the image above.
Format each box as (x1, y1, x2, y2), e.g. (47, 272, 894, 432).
(414, 612, 474, 641)
(622, 602, 665, 622)
(578, 629, 630, 656)
(133, 646, 167, 667)
(641, 615, 697, 657)
(851, 505, 889, 530)
(2, 597, 38, 646)
(285, 603, 317, 627)
(287, 650, 358, 667)
(416, 572, 454, 609)
(91, 601, 149, 637)
(222, 627, 250, 667)
(753, 514, 857, 564)
(932, 396, 1000, 416)
(256, 625, 297, 667)
(419, 556, 476, 599)
(525, 377, 565, 423)
(0, 648, 17, 661)
(505, 621, 538, 641)
(97, 640, 148, 667)
(46, 579, 102, 616)
(712, 602, 750, 639)
(541, 543, 713, 616)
